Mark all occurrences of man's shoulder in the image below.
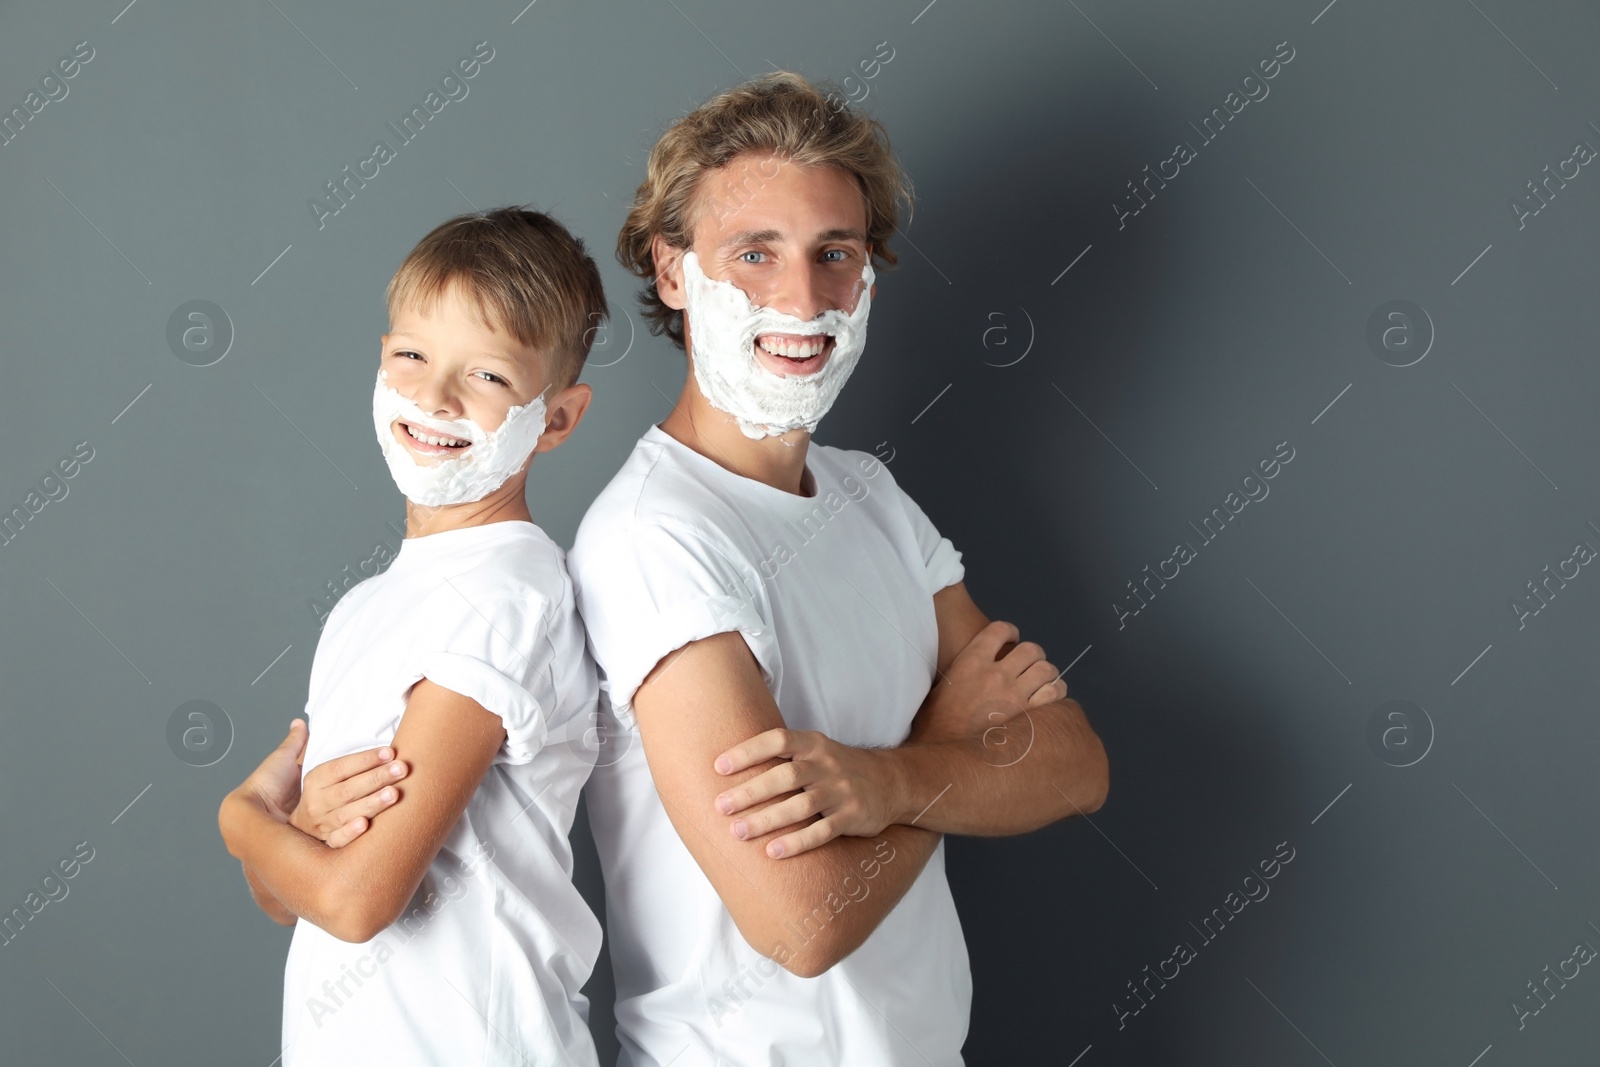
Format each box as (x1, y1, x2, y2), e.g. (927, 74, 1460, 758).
(570, 432, 741, 568)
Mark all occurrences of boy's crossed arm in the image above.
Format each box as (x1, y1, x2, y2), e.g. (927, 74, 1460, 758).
(219, 680, 506, 943)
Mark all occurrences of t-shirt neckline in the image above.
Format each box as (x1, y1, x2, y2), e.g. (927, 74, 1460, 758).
(644, 424, 825, 508)
(393, 519, 538, 562)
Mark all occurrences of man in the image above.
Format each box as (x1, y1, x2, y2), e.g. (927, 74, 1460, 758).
(567, 71, 1109, 1065)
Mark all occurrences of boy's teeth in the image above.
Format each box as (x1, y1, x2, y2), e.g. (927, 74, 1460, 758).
(406, 424, 468, 447)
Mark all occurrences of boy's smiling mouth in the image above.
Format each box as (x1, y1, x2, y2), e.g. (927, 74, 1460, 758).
(754, 332, 833, 377)
(397, 420, 472, 457)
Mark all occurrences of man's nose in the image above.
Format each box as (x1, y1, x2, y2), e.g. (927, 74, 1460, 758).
(765, 262, 831, 322)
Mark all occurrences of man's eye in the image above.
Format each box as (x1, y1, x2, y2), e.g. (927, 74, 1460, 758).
(821, 249, 849, 262)
(739, 251, 766, 264)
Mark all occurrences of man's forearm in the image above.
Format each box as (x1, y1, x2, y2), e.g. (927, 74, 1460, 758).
(886, 698, 1108, 836)
(750, 822, 941, 977)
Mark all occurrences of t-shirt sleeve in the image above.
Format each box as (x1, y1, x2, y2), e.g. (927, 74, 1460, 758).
(401, 580, 564, 765)
(570, 519, 775, 728)
(886, 470, 965, 596)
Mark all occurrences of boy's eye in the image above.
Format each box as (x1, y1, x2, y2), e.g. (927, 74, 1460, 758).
(474, 370, 509, 386)
(392, 349, 423, 361)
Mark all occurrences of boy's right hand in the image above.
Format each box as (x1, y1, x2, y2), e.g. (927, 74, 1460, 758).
(289, 746, 409, 848)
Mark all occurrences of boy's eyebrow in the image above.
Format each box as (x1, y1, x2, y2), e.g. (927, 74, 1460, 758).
(717, 227, 867, 248)
(386, 334, 528, 371)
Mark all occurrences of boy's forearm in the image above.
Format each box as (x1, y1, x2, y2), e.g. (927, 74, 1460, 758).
(219, 788, 369, 938)
(886, 698, 1109, 836)
(241, 861, 298, 926)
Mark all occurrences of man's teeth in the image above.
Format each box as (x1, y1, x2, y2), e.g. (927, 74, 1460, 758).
(406, 424, 469, 447)
(756, 335, 827, 360)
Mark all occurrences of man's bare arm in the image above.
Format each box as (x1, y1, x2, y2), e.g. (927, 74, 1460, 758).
(633, 630, 941, 979)
(889, 581, 1109, 834)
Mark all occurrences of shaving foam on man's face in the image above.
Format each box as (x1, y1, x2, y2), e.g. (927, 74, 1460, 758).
(372, 369, 548, 506)
(679, 249, 874, 439)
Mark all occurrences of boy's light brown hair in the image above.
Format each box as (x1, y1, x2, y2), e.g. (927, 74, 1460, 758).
(387, 207, 609, 390)
(616, 70, 914, 352)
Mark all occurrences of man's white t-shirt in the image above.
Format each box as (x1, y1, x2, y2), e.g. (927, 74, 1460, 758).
(568, 425, 972, 1067)
(281, 520, 603, 1067)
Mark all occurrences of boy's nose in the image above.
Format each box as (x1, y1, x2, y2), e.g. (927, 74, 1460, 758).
(409, 380, 463, 417)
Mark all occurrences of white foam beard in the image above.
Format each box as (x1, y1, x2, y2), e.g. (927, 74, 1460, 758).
(371, 370, 548, 506)
(680, 250, 874, 440)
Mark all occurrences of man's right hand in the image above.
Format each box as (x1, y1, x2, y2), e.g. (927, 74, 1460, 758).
(907, 620, 1066, 746)
(289, 745, 409, 848)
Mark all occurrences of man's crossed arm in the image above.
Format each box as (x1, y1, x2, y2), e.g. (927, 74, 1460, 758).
(711, 581, 1109, 853)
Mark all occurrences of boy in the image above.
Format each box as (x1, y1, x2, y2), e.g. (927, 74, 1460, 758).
(218, 207, 608, 1066)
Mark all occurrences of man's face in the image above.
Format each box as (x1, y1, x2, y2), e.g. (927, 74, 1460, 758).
(378, 279, 548, 464)
(663, 150, 877, 381)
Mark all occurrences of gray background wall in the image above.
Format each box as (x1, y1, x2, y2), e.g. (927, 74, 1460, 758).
(2, 0, 1597, 1063)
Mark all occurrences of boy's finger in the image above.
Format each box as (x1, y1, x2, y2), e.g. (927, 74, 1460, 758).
(325, 816, 368, 849)
(306, 746, 396, 788)
(279, 719, 308, 752)
(328, 761, 408, 809)
(332, 787, 399, 829)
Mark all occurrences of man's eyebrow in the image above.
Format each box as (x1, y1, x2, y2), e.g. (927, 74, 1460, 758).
(718, 228, 782, 248)
(717, 227, 868, 248)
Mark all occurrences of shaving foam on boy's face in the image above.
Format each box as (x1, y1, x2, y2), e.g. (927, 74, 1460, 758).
(679, 249, 874, 440)
(372, 369, 548, 506)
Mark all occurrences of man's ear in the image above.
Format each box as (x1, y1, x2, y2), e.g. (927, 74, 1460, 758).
(533, 382, 593, 453)
(651, 234, 688, 312)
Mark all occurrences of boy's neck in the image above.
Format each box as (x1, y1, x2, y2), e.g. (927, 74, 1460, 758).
(403, 481, 534, 538)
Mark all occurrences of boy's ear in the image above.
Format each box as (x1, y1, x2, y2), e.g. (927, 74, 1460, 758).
(651, 234, 688, 312)
(534, 382, 592, 453)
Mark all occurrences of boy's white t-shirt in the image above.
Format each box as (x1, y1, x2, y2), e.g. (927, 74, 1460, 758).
(280, 520, 603, 1067)
(568, 425, 972, 1067)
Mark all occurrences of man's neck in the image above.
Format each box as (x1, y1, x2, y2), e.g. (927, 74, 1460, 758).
(659, 380, 815, 497)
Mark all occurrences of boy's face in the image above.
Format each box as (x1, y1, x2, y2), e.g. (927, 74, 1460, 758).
(379, 279, 549, 465)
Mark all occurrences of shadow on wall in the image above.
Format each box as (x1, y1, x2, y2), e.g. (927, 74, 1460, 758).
(826, 62, 1310, 1062)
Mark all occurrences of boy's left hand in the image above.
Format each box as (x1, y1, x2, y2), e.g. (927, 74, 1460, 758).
(233, 720, 308, 822)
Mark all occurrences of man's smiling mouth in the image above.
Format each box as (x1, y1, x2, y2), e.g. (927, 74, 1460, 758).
(754, 332, 833, 375)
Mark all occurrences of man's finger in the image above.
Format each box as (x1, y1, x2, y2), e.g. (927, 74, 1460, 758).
(1027, 678, 1068, 707)
(731, 791, 819, 841)
(966, 619, 1021, 662)
(716, 761, 805, 815)
(768, 817, 838, 859)
(713, 728, 796, 775)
